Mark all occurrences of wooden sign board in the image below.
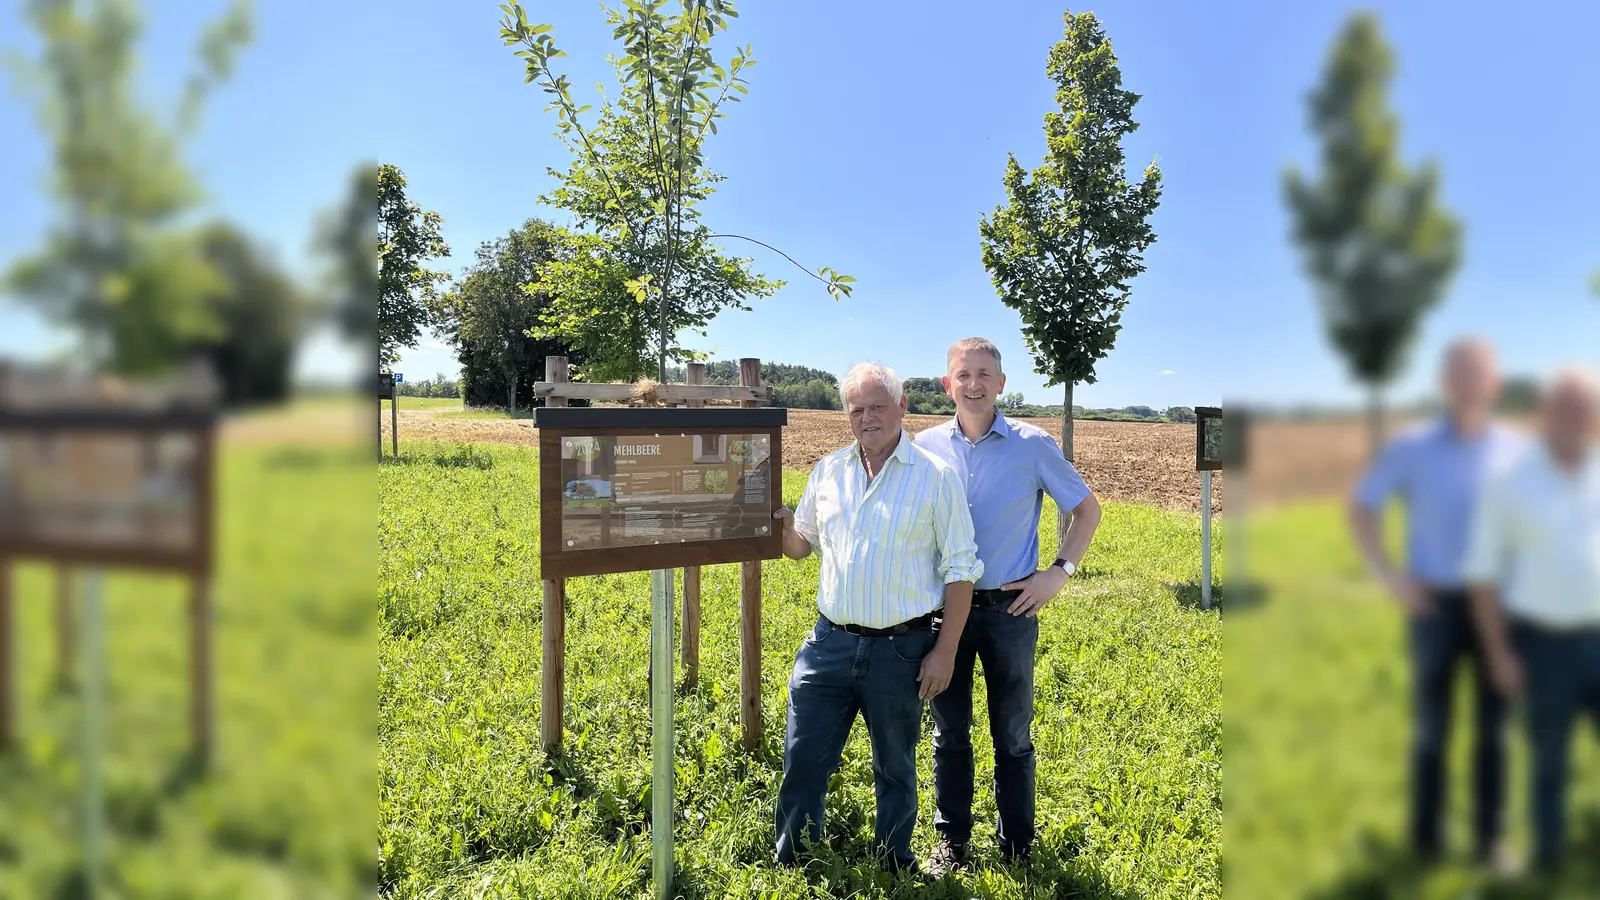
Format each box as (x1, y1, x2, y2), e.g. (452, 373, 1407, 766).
(378, 373, 395, 400)
(534, 407, 787, 579)
(1195, 406, 1223, 472)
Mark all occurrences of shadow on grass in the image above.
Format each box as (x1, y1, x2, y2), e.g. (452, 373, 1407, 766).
(1306, 820, 1600, 900)
(377, 446, 496, 471)
(1168, 580, 1267, 613)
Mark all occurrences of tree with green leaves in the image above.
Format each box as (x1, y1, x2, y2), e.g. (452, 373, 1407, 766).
(315, 162, 379, 356)
(378, 163, 450, 369)
(4, 0, 252, 375)
(500, 0, 853, 382)
(433, 219, 573, 413)
(978, 11, 1162, 462)
(1284, 13, 1461, 456)
(185, 220, 303, 407)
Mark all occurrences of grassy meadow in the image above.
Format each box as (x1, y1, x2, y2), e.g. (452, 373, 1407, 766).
(1225, 500, 1600, 899)
(0, 433, 375, 898)
(379, 439, 1221, 899)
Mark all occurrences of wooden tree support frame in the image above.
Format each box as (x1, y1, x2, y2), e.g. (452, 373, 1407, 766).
(536, 356, 769, 753)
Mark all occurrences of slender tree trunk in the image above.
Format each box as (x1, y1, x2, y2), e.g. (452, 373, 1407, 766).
(657, 255, 676, 383)
(1060, 381, 1076, 463)
(508, 374, 518, 416)
(1366, 383, 1385, 460)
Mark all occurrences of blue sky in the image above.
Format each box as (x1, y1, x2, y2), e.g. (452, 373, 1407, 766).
(1, 0, 1596, 408)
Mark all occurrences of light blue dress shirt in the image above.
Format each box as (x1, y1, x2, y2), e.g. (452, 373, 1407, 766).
(913, 414, 1092, 591)
(1354, 417, 1526, 588)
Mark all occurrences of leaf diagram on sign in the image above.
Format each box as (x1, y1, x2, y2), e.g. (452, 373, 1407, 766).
(702, 469, 729, 493)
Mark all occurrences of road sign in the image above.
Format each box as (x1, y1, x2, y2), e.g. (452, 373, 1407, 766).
(394, 373, 404, 383)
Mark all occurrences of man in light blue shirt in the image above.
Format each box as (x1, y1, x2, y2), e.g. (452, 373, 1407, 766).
(912, 337, 1102, 873)
(771, 362, 984, 875)
(1349, 337, 1522, 867)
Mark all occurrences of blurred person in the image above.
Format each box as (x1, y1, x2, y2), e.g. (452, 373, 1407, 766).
(769, 362, 983, 875)
(912, 337, 1101, 874)
(1348, 337, 1523, 866)
(1464, 366, 1600, 873)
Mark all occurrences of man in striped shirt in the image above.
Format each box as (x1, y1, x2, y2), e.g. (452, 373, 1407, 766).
(912, 337, 1102, 873)
(771, 362, 984, 875)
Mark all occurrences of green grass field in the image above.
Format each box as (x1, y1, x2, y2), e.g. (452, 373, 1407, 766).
(1225, 500, 1600, 899)
(0, 438, 374, 898)
(395, 397, 464, 411)
(379, 439, 1221, 899)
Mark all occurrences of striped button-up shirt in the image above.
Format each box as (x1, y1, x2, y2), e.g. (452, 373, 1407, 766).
(792, 429, 984, 628)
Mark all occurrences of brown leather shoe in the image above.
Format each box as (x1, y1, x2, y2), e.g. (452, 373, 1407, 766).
(924, 840, 969, 878)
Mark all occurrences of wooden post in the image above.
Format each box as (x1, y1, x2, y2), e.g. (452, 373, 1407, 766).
(738, 357, 763, 751)
(390, 397, 398, 457)
(56, 565, 74, 689)
(542, 356, 569, 750)
(0, 557, 12, 752)
(191, 578, 213, 761)
(680, 362, 705, 689)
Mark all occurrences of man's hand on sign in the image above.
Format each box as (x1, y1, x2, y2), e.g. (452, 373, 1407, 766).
(772, 507, 793, 531)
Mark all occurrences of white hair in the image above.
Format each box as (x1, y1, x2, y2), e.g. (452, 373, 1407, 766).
(841, 362, 903, 406)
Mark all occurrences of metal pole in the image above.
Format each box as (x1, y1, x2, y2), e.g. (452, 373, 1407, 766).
(649, 568, 675, 899)
(1201, 470, 1213, 610)
(81, 567, 105, 895)
(390, 398, 398, 457)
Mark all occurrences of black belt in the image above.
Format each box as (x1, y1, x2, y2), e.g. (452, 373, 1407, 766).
(824, 610, 936, 637)
(972, 572, 1033, 608)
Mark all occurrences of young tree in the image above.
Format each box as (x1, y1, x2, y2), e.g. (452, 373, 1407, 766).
(4, 0, 252, 375)
(186, 220, 304, 407)
(315, 162, 379, 357)
(378, 163, 450, 369)
(500, 0, 853, 382)
(1284, 13, 1461, 456)
(978, 11, 1162, 462)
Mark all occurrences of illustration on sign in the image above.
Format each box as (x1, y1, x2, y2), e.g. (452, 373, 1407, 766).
(559, 433, 774, 551)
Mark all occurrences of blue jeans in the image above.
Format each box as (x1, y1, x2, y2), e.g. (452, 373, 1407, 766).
(929, 603, 1039, 857)
(1407, 590, 1508, 857)
(1513, 621, 1600, 867)
(774, 616, 934, 868)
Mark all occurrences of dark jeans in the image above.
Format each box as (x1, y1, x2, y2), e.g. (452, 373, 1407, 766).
(1407, 589, 1508, 858)
(774, 617, 934, 868)
(929, 602, 1039, 858)
(1513, 620, 1600, 867)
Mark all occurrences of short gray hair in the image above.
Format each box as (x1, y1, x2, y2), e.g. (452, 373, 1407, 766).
(841, 362, 903, 405)
(946, 337, 1003, 375)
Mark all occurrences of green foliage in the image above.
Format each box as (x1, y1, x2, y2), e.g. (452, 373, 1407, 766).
(433, 219, 574, 412)
(901, 377, 943, 395)
(999, 392, 1026, 411)
(315, 162, 379, 354)
(380, 442, 1219, 897)
(186, 220, 304, 407)
(978, 10, 1162, 454)
(906, 391, 957, 416)
(1494, 374, 1540, 414)
(500, 0, 851, 381)
(771, 378, 839, 410)
(666, 360, 838, 388)
(1166, 406, 1197, 424)
(378, 163, 451, 368)
(396, 373, 461, 399)
(4, 0, 253, 375)
(1283, 14, 1461, 417)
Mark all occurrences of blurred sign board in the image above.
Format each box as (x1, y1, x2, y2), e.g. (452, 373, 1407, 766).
(1196, 406, 1223, 472)
(534, 407, 786, 579)
(379, 373, 395, 400)
(0, 363, 218, 575)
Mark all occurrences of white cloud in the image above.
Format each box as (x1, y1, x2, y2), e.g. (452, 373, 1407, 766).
(1160, 369, 1177, 375)
(843, 316, 855, 322)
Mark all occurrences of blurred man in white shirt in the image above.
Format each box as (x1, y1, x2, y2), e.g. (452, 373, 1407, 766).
(1464, 366, 1600, 873)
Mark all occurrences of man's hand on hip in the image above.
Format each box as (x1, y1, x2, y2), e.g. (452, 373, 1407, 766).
(1384, 571, 1434, 618)
(917, 645, 956, 700)
(1002, 565, 1070, 617)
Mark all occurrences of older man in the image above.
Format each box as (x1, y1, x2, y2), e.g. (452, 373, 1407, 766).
(771, 362, 983, 874)
(1464, 367, 1600, 873)
(1349, 337, 1522, 866)
(912, 337, 1102, 872)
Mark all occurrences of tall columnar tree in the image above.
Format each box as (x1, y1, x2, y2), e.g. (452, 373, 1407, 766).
(316, 162, 380, 359)
(978, 11, 1162, 462)
(1284, 13, 1461, 456)
(4, 0, 252, 375)
(500, 0, 852, 382)
(377, 163, 451, 369)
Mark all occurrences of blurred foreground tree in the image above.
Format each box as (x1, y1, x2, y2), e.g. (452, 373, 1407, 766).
(500, 0, 851, 382)
(1284, 13, 1461, 457)
(186, 221, 303, 406)
(3, 0, 253, 375)
(315, 162, 380, 366)
(979, 11, 1162, 462)
(378, 163, 450, 369)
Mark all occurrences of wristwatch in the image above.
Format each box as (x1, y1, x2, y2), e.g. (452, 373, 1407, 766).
(1051, 557, 1076, 577)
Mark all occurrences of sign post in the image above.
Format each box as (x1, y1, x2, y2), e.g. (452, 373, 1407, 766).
(378, 373, 397, 458)
(81, 567, 105, 895)
(1195, 407, 1223, 610)
(649, 567, 675, 899)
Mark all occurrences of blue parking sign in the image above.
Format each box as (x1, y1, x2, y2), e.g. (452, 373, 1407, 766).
(394, 373, 404, 383)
